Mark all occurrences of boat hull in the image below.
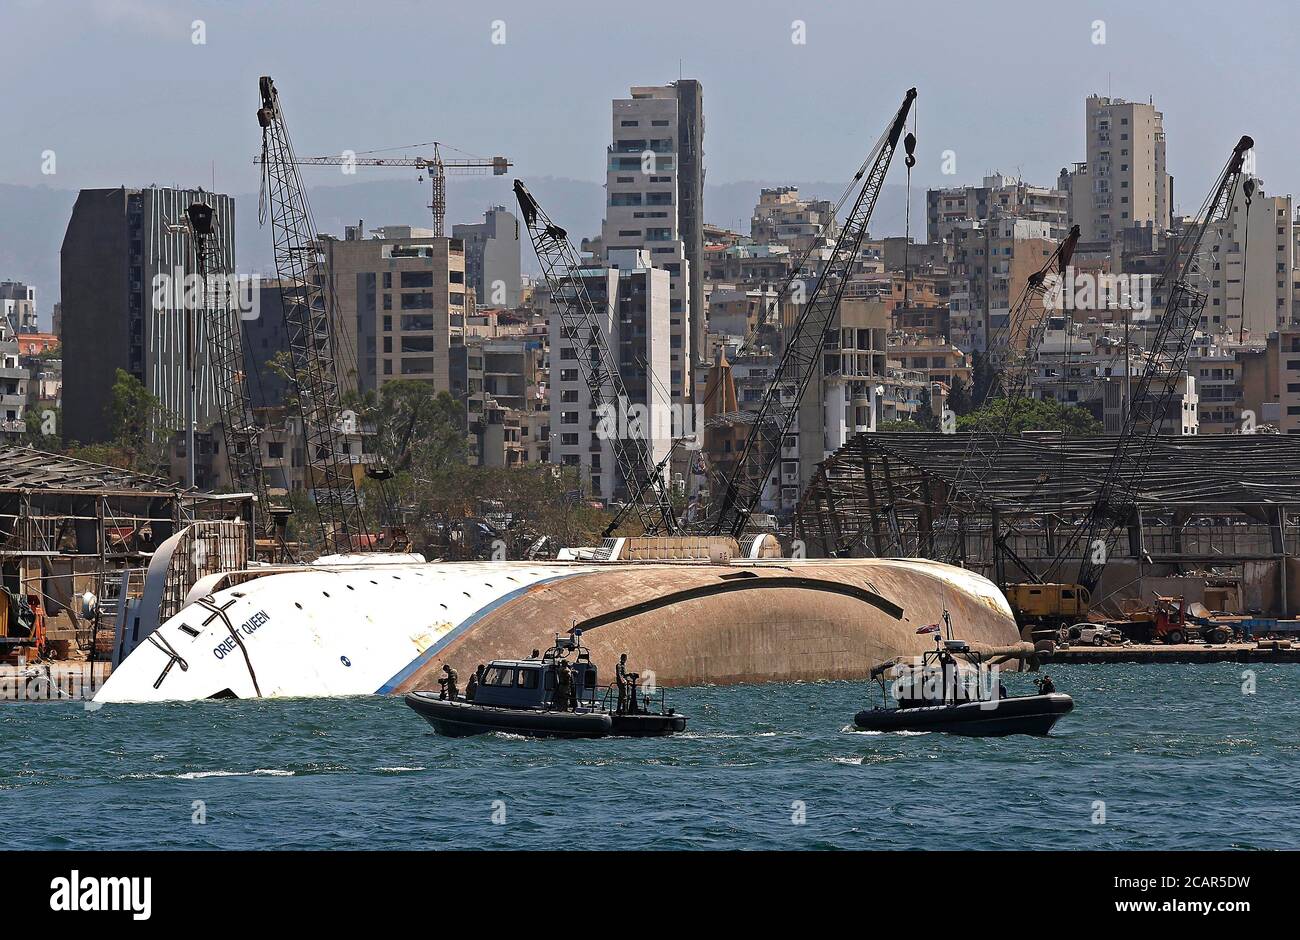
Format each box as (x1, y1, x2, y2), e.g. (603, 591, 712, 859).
(405, 692, 614, 738)
(854, 693, 1073, 736)
(609, 712, 688, 736)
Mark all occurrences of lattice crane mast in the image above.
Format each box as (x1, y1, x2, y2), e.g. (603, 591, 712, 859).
(256, 76, 367, 555)
(707, 88, 917, 540)
(1052, 135, 1254, 596)
(183, 202, 272, 533)
(513, 179, 677, 537)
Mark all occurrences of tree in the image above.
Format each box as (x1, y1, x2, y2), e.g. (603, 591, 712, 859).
(957, 396, 1102, 436)
(875, 418, 927, 432)
(915, 387, 940, 431)
(947, 376, 973, 416)
(66, 370, 174, 473)
(970, 350, 999, 407)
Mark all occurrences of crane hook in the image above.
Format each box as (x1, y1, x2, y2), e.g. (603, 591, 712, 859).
(904, 131, 917, 169)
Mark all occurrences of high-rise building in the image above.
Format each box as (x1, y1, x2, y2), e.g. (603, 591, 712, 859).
(547, 250, 671, 504)
(320, 225, 468, 395)
(601, 81, 704, 405)
(0, 281, 38, 334)
(1064, 96, 1171, 243)
(60, 186, 236, 447)
(452, 206, 522, 309)
(1199, 178, 1292, 339)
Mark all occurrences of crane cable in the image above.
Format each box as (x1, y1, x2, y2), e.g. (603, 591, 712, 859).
(1237, 178, 1255, 344)
(901, 102, 917, 309)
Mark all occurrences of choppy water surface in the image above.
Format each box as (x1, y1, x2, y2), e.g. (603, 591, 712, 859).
(2, 665, 1294, 850)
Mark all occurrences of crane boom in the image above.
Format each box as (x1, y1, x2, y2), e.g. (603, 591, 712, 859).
(709, 88, 917, 540)
(990, 224, 1082, 400)
(513, 179, 676, 536)
(928, 223, 1080, 569)
(1055, 135, 1254, 594)
(257, 76, 366, 555)
(253, 145, 511, 236)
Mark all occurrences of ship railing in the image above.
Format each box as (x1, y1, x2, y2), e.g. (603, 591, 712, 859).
(599, 680, 666, 715)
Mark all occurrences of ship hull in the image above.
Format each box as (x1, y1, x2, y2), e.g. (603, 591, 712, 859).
(95, 558, 1019, 703)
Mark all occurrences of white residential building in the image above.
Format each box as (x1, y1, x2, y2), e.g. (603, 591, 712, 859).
(547, 251, 672, 504)
(601, 83, 704, 405)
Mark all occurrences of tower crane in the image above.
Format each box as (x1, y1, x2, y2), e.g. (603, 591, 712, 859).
(707, 88, 917, 540)
(513, 179, 677, 537)
(1047, 135, 1254, 598)
(254, 143, 511, 237)
(257, 75, 367, 555)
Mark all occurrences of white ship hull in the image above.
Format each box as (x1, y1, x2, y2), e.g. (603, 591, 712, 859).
(95, 561, 599, 703)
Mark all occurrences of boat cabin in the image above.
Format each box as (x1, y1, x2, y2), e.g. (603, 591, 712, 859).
(471, 653, 599, 710)
(886, 640, 996, 708)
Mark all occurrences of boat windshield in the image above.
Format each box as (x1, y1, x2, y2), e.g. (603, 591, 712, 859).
(483, 666, 515, 687)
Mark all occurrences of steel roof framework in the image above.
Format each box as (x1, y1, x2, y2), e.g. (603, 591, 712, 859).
(795, 432, 1300, 579)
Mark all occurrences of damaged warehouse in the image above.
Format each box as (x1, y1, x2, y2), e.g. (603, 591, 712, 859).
(0, 444, 253, 671)
(795, 431, 1300, 619)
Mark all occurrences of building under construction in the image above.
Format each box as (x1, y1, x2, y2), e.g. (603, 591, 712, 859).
(795, 431, 1300, 618)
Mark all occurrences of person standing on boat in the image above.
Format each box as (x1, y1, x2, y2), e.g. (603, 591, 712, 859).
(554, 659, 574, 711)
(439, 664, 459, 701)
(616, 653, 631, 713)
(1037, 675, 1055, 695)
(465, 664, 485, 702)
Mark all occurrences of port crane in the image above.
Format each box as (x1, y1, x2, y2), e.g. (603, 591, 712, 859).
(513, 179, 677, 536)
(1047, 135, 1254, 598)
(183, 201, 272, 531)
(257, 75, 367, 554)
(707, 88, 918, 540)
(254, 143, 511, 237)
(928, 224, 1081, 571)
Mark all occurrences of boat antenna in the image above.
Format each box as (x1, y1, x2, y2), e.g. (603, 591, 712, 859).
(942, 608, 954, 641)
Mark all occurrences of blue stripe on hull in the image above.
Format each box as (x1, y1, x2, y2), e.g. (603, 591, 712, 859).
(375, 572, 580, 694)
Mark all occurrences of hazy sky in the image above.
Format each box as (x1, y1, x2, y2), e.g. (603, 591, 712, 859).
(2, 0, 1297, 212)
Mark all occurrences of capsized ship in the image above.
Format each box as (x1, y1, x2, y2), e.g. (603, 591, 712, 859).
(94, 545, 1019, 703)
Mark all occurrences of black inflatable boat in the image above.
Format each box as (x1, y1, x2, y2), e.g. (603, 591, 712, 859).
(854, 692, 1073, 736)
(855, 628, 1073, 737)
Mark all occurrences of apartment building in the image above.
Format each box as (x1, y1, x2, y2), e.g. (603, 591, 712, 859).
(1064, 96, 1171, 243)
(546, 251, 672, 503)
(321, 224, 467, 395)
(601, 81, 704, 403)
(927, 174, 1068, 245)
(1199, 179, 1292, 338)
(0, 281, 38, 334)
(60, 186, 236, 446)
(947, 218, 1057, 353)
(751, 187, 840, 252)
(452, 206, 522, 309)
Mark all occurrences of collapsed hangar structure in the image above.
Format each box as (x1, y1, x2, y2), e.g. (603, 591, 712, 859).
(794, 432, 1300, 617)
(0, 444, 254, 653)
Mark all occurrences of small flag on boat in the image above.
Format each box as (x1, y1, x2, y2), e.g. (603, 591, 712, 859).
(916, 623, 941, 635)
